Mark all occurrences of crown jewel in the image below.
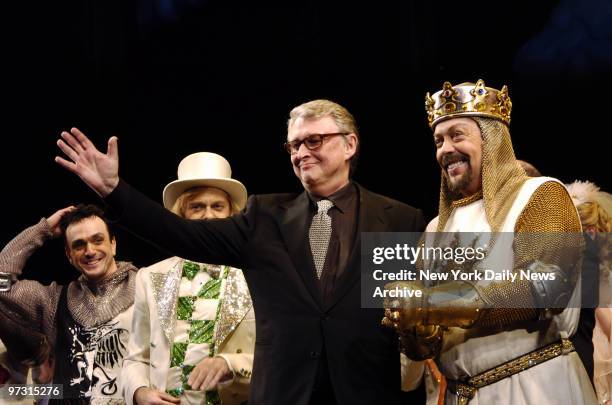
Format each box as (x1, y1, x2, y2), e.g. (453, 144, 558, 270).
(425, 79, 512, 128)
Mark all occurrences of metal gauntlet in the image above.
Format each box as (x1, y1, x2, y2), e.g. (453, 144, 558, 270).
(528, 260, 572, 319)
(383, 281, 486, 330)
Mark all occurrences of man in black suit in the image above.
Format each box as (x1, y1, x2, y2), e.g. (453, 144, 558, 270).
(56, 99, 426, 405)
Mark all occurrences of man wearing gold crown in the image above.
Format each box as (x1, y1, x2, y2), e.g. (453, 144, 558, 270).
(382, 80, 598, 404)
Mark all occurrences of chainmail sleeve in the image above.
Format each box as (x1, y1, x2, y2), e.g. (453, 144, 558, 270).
(476, 181, 583, 328)
(0, 219, 63, 349)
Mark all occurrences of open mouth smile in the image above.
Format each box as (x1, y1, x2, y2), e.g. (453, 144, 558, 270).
(82, 257, 102, 268)
(443, 155, 469, 175)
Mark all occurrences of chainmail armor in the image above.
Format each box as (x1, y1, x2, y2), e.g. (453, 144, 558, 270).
(475, 181, 582, 328)
(67, 261, 137, 328)
(437, 117, 528, 232)
(0, 219, 61, 348)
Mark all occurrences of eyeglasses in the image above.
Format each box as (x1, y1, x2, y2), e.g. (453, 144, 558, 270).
(284, 132, 349, 155)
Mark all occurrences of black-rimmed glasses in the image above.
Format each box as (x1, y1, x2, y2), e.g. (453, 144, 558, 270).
(284, 132, 349, 155)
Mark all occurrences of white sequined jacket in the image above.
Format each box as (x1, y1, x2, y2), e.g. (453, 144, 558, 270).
(122, 256, 255, 405)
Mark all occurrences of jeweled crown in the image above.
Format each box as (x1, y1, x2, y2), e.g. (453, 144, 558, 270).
(425, 79, 512, 128)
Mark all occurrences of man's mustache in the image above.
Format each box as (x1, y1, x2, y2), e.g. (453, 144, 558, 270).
(441, 152, 469, 167)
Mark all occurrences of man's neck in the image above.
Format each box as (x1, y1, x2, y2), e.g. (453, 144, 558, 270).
(459, 184, 482, 198)
(306, 178, 351, 198)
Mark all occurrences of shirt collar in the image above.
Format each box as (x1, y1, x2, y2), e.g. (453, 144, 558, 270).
(308, 181, 356, 214)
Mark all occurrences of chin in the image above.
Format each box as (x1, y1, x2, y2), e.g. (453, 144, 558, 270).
(86, 272, 106, 282)
(300, 173, 319, 186)
(80, 264, 104, 277)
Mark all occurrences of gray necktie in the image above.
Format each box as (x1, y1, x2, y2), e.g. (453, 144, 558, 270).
(309, 199, 334, 279)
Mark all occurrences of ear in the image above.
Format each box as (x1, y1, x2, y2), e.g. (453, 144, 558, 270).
(111, 237, 117, 256)
(344, 133, 358, 159)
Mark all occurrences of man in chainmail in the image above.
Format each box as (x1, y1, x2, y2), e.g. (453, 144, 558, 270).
(0, 204, 138, 404)
(383, 80, 597, 404)
(122, 152, 254, 405)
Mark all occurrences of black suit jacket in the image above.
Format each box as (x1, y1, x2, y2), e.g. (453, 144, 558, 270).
(107, 181, 426, 405)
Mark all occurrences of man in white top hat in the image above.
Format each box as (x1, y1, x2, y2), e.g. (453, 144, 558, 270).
(122, 152, 254, 405)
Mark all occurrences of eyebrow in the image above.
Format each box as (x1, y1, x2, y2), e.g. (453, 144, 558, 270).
(70, 233, 106, 247)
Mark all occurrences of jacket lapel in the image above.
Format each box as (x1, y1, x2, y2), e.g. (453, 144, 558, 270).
(214, 267, 252, 348)
(150, 259, 182, 343)
(326, 185, 388, 311)
(278, 192, 323, 309)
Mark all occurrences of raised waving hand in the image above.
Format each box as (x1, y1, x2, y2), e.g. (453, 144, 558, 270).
(55, 127, 120, 197)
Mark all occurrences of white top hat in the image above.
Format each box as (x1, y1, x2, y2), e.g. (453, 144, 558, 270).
(162, 152, 248, 211)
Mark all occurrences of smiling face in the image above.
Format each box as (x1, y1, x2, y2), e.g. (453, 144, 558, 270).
(287, 116, 357, 196)
(65, 216, 117, 283)
(433, 117, 483, 196)
(182, 187, 232, 220)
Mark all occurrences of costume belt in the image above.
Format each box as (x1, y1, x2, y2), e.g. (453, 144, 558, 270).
(446, 338, 575, 405)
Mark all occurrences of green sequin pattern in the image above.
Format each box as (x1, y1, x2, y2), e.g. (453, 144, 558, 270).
(171, 342, 188, 368)
(182, 261, 200, 281)
(182, 364, 195, 377)
(197, 278, 222, 299)
(189, 319, 215, 344)
(177, 296, 195, 320)
(168, 262, 229, 403)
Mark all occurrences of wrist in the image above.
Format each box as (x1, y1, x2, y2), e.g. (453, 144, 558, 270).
(40, 218, 54, 239)
(102, 177, 120, 197)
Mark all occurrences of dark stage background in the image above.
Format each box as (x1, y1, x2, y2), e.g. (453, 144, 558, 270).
(3, 0, 610, 284)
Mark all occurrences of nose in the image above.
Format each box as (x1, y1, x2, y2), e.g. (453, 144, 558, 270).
(439, 137, 455, 155)
(201, 208, 215, 220)
(84, 242, 96, 256)
(294, 141, 311, 162)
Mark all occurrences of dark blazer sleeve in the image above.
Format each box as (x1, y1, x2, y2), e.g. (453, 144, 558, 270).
(105, 180, 252, 268)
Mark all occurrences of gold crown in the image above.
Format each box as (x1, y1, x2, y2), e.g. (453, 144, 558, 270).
(425, 79, 512, 128)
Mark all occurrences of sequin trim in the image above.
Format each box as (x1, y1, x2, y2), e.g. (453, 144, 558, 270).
(150, 261, 182, 343)
(214, 267, 252, 345)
